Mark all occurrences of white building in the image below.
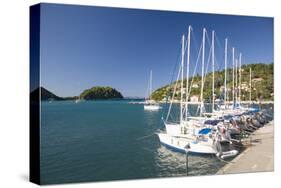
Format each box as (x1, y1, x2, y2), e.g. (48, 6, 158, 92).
(192, 84, 199, 88)
(190, 95, 199, 102)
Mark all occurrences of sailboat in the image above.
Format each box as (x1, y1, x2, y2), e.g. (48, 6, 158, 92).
(75, 95, 81, 103)
(144, 70, 161, 110)
(157, 27, 238, 158)
(210, 41, 245, 117)
(237, 66, 259, 113)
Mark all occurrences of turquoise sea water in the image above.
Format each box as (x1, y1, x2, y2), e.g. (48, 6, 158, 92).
(40, 100, 272, 184)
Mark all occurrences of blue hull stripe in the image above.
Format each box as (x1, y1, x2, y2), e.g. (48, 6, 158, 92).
(160, 141, 186, 153)
(160, 141, 214, 156)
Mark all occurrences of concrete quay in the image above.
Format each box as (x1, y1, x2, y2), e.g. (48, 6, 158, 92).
(217, 121, 274, 174)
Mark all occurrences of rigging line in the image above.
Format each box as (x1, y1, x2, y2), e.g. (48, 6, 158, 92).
(184, 28, 203, 116)
(197, 39, 212, 111)
(191, 27, 200, 56)
(205, 34, 223, 86)
(197, 43, 211, 110)
(205, 29, 211, 50)
(214, 32, 225, 71)
(166, 60, 182, 122)
(214, 38, 224, 71)
(215, 32, 223, 53)
(163, 39, 182, 121)
(168, 40, 182, 89)
(205, 41, 212, 76)
(214, 56, 219, 72)
(166, 68, 181, 121)
(167, 36, 190, 122)
(203, 30, 213, 89)
(190, 29, 201, 72)
(225, 39, 232, 68)
(168, 35, 188, 90)
(187, 39, 202, 98)
(203, 30, 212, 77)
(145, 72, 151, 99)
(214, 53, 224, 71)
(167, 33, 190, 123)
(201, 40, 212, 93)
(191, 28, 206, 64)
(196, 30, 212, 113)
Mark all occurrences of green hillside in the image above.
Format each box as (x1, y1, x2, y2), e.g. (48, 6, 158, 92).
(151, 63, 273, 102)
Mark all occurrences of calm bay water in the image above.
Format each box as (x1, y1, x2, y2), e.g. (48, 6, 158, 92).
(40, 100, 272, 184)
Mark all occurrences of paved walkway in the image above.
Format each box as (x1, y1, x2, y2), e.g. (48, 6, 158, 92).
(217, 121, 274, 174)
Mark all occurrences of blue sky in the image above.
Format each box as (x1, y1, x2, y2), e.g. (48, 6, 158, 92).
(40, 3, 273, 97)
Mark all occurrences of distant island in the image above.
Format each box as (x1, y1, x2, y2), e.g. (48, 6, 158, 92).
(39, 86, 123, 101)
(40, 87, 64, 101)
(80, 86, 123, 100)
(151, 63, 273, 102)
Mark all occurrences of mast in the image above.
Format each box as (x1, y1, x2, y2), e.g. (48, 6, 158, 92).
(250, 67, 252, 104)
(232, 47, 235, 108)
(224, 38, 228, 109)
(180, 34, 185, 124)
(185, 26, 191, 121)
(235, 59, 238, 106)
(212, 31, 215, 112)
(150, 70, 152, 100)
(200, 28, 206, 116)
(212, 30, 215, 113)
(239, 53, 242, 104)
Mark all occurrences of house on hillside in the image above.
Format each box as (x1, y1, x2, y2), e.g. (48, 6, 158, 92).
(190, 95, 199, 102)
(192, 84, 199, 88)
(220, 86, 231, 92)
(252, 78, 263, 82)
(241, 82, 248, 90)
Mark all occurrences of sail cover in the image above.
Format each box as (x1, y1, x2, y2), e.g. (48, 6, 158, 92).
(198, 128, 212, 135)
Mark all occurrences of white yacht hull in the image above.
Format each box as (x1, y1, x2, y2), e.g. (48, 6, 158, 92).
(144, 104, 161, 110)
(157, 133, 216, 154)
(157, 133, 239, 158)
